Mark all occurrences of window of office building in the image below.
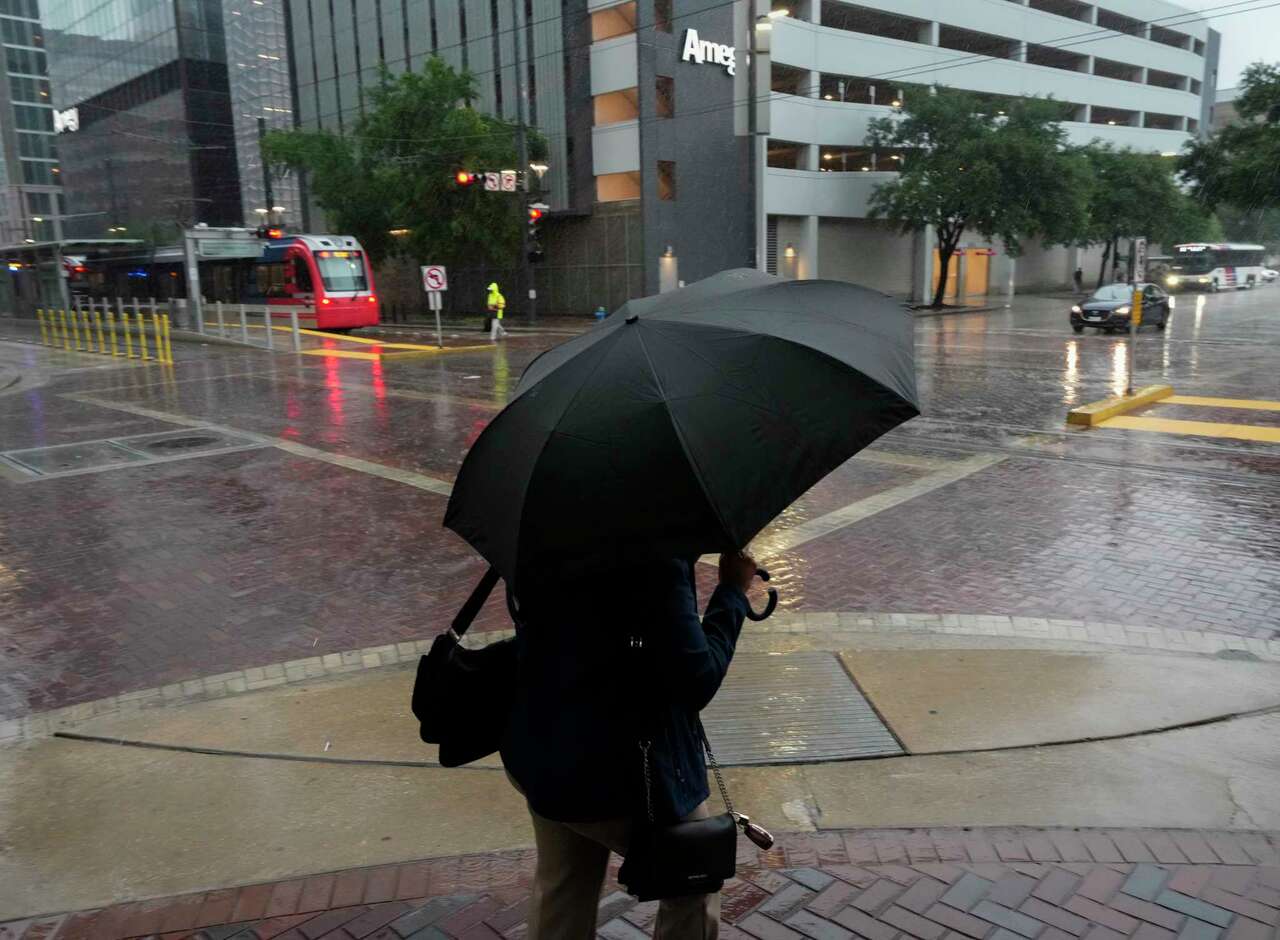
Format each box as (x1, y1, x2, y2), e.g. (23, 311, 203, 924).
(592, 2, 636, 41)
(21, 160, 58, 184)
(6, 45, 45, 74)
(656, 75, 674, 117)
(1, 16, 41, 46)
(13, 103, 51, 130)
(657, 160, 676, 200)
(8, 74, 49, 102)
(0, 0, 40, 19)
(17, 131, 55, 158)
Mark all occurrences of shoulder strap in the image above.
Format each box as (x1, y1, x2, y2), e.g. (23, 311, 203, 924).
(448, 566, 501, 640)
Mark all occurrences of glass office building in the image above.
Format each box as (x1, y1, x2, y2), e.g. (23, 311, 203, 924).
(44, 0, 243, 237)
(0, 0, 64, 246)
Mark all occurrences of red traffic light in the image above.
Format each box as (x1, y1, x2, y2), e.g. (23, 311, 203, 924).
(455, 171, 476, 186)
(528, 207, 543, 221)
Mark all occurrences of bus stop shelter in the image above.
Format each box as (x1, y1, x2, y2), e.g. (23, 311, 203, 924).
(0, 238, 142, 320)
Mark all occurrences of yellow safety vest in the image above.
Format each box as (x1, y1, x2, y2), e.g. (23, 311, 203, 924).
(487, 289, 506, 318)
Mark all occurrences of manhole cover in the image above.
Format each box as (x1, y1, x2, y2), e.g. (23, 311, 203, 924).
(703, 651, 903, 765)
(3, 440, 147, 475)
(143, 435, 222, 451)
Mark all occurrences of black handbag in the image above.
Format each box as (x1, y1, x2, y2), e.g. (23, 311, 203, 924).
(411, 567, 519, 768)
(617, 725, 774, 901)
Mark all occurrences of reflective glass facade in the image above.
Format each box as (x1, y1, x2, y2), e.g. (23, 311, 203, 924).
(0, 0, 62, 244)
(45, 0, 243, 236)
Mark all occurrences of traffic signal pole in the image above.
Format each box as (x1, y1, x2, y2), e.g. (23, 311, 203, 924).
(511, 0, 536, 324)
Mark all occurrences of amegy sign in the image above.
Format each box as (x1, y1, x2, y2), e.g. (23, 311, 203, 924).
(681, 29, 736, 75)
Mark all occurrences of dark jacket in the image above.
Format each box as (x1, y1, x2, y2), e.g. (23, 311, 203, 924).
(500, 557, 749, 823)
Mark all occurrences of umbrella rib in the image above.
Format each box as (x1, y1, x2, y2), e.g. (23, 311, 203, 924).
(633, 326, 737, 549)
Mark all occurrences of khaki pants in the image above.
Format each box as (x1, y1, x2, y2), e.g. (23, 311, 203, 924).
(526, 803, 721, 939)
(489, 314, 507, 340)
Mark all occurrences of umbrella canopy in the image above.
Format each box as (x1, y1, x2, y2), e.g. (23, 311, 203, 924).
(444, 269, 919, 587)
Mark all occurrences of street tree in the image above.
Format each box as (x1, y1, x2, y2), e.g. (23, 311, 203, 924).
(263, 59, 545, 268)
(1179, 62, 1280, 213)
(1079, 144, 1217, 286)
(867, 88, 1090, 308)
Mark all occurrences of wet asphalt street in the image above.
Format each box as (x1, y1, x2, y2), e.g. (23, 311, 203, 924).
(0, 286, 1278, 720)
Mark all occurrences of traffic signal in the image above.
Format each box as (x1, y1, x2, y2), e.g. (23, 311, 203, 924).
(455, 170, 478, 186)
(527, 202, 548, 263)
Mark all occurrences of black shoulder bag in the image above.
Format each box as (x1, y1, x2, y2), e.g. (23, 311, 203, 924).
(618, 722, 775, 901)
(411, 566, 519, 768)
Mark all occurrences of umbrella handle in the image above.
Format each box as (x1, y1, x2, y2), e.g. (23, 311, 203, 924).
(744, 567, 778, 622)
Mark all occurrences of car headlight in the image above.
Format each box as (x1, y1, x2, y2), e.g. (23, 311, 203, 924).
(1070, 305, 1082, 314)
(1166, 276, 1180, 285)
(1198, 277, 1210, 283)
(1115, 305, 1131, 315)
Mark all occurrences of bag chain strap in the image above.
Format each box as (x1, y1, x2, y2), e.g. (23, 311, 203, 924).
(703, 729, 735, 818)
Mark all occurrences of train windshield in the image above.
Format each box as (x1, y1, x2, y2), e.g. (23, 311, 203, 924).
(315, 250, 368, 292)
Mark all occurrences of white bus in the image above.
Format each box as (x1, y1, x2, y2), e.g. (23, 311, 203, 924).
(1166, 243, 1267, 292)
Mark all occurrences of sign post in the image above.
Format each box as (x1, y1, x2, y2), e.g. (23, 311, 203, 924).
(421, 265, 448, 348)
(1127, 237, 1147, 396)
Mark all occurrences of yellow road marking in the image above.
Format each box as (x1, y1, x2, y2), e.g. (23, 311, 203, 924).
(300, 344, 494, 361)
(1100, 415, 1280, 443)
(1163, 395, 1280, 412)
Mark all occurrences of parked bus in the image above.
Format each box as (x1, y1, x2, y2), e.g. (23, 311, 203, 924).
(72, 233, 380, 331)
(1165, 243, 1266, 292)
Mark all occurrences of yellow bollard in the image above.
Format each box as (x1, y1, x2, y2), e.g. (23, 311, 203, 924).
(59, 309, 71, 350)
(136, 308, 150, 361)
(163, 314, 173, 364)
(107, 311, 120, 357)
(94, 310, 106, 353)
(69, 307, 83, 350)
(80, 309, 93, 352)
(122, 312, 134, 359)
(37, 308, 48, 345)
(150, 313, 163, 363)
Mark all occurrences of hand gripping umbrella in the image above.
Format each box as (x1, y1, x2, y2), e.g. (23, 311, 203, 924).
(444, 269, 919, 608)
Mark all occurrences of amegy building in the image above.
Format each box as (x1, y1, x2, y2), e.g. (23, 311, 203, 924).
(285, 0, 1217, 311)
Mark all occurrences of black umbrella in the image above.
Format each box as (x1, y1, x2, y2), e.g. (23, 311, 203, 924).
(444, 269, 919, 592)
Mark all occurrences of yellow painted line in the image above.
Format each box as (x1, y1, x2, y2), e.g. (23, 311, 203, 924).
(1099, 415, 1280, 444)
(1163, 395, 1280, 412)
(1066, 385, 1173, 427)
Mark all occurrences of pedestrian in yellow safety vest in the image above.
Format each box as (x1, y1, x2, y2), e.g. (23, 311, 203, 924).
(487, 282, 507, 341)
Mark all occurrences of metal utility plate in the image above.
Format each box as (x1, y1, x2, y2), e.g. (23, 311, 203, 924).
(1, 427, 265, 479)
(703, 651, 903, 765)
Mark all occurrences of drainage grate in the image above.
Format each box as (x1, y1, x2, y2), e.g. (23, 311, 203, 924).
(1, 427, 265, 479)
(141, 434, 223, 451)
(703, 651, 903, 765)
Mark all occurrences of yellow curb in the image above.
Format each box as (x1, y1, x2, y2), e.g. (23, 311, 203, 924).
(1067, 385, 1173, 427)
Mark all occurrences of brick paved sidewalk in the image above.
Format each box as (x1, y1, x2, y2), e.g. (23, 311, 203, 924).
(4, 829, 1277, 940)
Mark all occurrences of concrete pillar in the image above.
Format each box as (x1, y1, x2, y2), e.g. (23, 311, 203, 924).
(809, 0, 820, 24)
(921, 20, 939, 45)
(1015, 41, 1027, 63)
(803, 143, 819, 172)
(1080, 55, 1093, 74)
(800, 215, 819, 280)
(805, 68, 819, 99)
(955, 249, 969, 302)
(754, 137, 768, 272)
(913, 227, 936, 304)
(1087, 4, 1098, 23)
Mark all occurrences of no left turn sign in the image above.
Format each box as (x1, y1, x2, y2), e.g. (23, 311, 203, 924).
(421, 265, 448, 292)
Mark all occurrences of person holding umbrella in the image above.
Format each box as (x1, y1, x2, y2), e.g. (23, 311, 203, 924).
(441, 269, 919, 939)
(501, 550, 759, 936)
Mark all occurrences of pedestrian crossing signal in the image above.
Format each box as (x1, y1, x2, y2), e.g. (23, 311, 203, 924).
(455, 171, 477, 186)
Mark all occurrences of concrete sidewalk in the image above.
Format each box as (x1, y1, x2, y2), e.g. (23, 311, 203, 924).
(3, 630, 1278, 924)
